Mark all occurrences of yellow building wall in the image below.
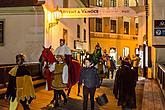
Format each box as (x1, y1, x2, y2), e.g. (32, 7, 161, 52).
(90, 37, 138, 64)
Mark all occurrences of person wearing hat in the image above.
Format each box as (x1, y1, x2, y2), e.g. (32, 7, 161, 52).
(5, 54, 35, 110)
(49, 55, 68, 108)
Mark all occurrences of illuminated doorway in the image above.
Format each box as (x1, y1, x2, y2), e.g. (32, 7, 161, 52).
(109, 47, 117, 62)
(123, 47, 130, 57)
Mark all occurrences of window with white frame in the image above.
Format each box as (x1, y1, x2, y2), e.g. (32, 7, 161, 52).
(124, 0, 129, 7)
(110, 0, 116, 7)
(110, 20, 116, 33)
(0, 21, 4, 45)
(96, 0, 102, 7)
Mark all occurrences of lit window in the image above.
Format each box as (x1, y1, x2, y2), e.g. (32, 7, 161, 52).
(124, 0, 129, 7)
(96, 0, 102, 7)
(110, 0, 116, 7)
(123, 47, 130, 57)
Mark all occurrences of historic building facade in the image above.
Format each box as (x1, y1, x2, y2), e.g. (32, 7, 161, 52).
(89, 0, 140, 64)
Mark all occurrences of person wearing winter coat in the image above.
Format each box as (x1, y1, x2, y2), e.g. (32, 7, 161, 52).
(80, 58, 100, 110)
(113, 59, 137, 110)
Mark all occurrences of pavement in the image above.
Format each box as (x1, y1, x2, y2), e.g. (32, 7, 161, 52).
(0, 77, 145, 110)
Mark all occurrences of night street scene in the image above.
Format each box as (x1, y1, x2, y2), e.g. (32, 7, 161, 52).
(0, 0, 165, 110)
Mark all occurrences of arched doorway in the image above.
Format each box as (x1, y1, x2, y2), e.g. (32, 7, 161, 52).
(123, 47, 130, 57)
(109, 47, 117, 62)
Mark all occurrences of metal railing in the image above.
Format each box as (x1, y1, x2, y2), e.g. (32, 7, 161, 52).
(157, 64, 165, 97)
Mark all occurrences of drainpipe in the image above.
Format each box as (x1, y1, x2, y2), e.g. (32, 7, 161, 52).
(88, 0, 91, 52)
(143, 0, 148, 78)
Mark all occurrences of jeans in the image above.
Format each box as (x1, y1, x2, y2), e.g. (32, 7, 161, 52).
(83, 86, 96, 110)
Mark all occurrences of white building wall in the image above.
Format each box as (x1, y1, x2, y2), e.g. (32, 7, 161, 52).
(44, 0, 89, 52)
(0, 7, 44, 64)
(152, 0, 165, 63)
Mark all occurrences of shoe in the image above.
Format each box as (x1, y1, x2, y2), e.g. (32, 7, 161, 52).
(50, 99, 54, 104)
(54, 103, 59, 108)
(63, 99, 67, 105)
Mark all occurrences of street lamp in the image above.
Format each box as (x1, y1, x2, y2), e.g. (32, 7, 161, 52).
(49, 5, 62, 28)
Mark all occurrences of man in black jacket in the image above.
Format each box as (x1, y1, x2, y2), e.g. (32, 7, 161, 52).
(80, 58, 100, 110)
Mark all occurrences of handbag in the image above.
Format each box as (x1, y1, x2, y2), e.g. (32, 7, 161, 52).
(95, 93, 108, 106)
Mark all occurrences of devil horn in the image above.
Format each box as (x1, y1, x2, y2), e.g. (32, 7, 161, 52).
(49, 46, 52, 49)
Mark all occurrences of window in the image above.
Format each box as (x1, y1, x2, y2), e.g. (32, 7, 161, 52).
(136, 23, 138, 35)
(84, 29, 86, 41)
(110, 0, 116, 7)
(63, 0, 68, 8)
(110, 20, 116, 33)
(77, 24, 80, 38)
(124, 22, 129, 34)
(0, 21, 4, 45)
(96, 18, 102, 32)
(63, 29, 68, 45)
(84, 18, 86, 23)
(96, 0, 102, 7)
(123, 47, 130, 57)
(124, 0, 129, 7)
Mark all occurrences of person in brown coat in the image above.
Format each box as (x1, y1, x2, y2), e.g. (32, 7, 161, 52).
(49, 55, 68, 108)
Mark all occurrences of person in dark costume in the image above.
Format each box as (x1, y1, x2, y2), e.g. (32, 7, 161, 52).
(92, 43, 102, 66)
(113, 59, 137, 110)
(94, 57, 106, 85)
(80, 57, 100, 110)
(5, 54, 35, 110)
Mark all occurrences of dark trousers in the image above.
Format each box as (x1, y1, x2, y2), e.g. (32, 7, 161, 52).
(83, 86, 96, 110)
(20, 98, 33, 110)
(110, 69, 114, 79)
(133, 67, 138, 81)
(54, 90, 67, 104)
(67, 82, 81, 96)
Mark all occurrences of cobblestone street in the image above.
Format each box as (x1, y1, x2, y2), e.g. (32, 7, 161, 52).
(0, 78, 145, 110)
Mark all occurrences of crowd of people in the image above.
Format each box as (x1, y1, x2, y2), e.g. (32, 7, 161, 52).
(4, 41, 140, 110)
